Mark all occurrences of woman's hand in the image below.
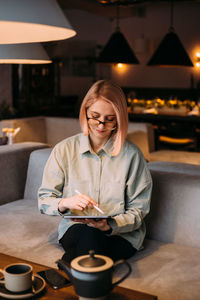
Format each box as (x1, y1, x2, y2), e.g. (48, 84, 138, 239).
(58, 192, 97, 212)
(72, 218, 111, 232)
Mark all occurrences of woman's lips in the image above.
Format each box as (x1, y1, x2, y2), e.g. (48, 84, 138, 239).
(96, 129, 106, 134)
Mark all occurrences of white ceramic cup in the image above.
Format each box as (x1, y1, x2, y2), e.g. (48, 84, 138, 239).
(0, 263, 33, 293)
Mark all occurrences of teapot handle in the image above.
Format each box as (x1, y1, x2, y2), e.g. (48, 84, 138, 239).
(0, 269, 5, 284)
(112, 259, 132, 288)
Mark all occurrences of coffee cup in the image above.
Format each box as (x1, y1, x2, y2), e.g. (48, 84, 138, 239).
(0, 263, 33, 293)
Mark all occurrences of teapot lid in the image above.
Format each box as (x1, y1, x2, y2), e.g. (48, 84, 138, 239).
(71, 250, 113, 273)
(78, 250, 105, 267)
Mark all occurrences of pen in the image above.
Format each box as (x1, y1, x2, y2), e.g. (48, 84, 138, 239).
(75, 189, 105, 214)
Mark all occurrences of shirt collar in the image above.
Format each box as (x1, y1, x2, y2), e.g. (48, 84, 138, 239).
(79, 134, 91, 154)
(102, 134, 115, 157)
(79, 133, 114, 157)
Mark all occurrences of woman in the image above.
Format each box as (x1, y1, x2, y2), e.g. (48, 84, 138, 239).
(38, 80, 152, 263)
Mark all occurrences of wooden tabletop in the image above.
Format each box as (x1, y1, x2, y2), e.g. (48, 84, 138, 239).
(0, 253, 157, 300)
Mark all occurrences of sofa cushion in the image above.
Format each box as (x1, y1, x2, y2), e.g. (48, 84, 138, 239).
(0, 198, 64, 268)
(24, 148, 52, 200)
(146, 169, 200, 248)
(0, 142, 48, 205)
(120, 239, 200, 300)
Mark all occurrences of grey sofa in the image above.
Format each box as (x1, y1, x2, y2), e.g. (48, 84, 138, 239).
(0, 145, 200, 300)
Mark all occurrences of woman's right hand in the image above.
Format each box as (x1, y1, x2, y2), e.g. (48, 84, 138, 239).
(58, 192, 97, 213)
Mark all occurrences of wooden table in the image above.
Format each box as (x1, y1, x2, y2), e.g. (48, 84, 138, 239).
(0, 253, 157, 300)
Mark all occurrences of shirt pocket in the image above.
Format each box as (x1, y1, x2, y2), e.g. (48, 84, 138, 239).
(100, 180, 125, 215)
(64, 178, 91, 198)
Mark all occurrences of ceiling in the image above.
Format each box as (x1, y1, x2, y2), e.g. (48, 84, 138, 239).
(58, 0, 200, 18)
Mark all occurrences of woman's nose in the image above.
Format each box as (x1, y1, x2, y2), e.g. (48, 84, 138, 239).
(98, 122, 105, 128)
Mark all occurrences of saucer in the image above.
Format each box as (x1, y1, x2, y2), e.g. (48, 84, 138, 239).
(0, 274, 46, 299)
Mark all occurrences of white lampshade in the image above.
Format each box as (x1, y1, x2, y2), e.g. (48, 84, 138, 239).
(0, 43, 52, 64)
(0, 0, 76, 44)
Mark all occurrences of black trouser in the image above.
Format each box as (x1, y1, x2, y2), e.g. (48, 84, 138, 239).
(59, 224, 136, 263)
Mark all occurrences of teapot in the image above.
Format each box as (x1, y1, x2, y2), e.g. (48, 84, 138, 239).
(57, 250, 132, 300)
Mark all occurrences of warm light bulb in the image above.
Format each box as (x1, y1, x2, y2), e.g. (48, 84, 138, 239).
(113, 63, 128, 74)
(195, 52, 200, 68)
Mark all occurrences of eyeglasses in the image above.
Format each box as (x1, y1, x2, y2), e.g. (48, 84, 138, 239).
(87, 117, 117, 130)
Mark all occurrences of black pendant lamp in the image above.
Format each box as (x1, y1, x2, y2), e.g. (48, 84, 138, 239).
(97, 5, 139, 65)
(147, 0, 193, 67)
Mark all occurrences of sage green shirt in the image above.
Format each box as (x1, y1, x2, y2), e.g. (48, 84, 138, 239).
(38, 133, 152, 250)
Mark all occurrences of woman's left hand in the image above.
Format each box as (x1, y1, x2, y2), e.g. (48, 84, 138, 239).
(71, 218, 111, 232)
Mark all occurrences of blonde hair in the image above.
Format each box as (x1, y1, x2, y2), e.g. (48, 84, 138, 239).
(79, 80, 128, 156)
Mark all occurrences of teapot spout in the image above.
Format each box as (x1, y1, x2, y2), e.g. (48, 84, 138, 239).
(56, 259, 73, 282)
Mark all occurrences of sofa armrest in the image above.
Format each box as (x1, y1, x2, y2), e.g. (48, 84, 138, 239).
(24, 148, 52, 200)
(0, 142, 49, 205)
(146, 164, 200, 248)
